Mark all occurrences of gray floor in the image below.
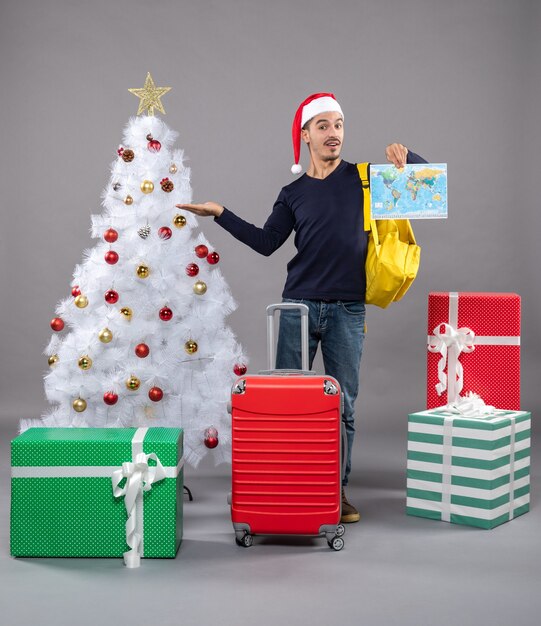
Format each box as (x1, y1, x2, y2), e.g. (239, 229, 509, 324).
(1, 418, 539, 626)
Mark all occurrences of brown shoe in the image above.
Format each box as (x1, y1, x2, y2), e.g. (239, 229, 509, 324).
(341, 488, 360, 523)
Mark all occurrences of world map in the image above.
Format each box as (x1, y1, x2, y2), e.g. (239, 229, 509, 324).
(370, 163, 447, 219)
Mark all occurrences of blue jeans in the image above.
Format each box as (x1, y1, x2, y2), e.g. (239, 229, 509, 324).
(275, 298, 366, 486)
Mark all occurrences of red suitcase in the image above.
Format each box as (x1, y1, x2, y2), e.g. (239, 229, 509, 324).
(230, 303, 345, 550)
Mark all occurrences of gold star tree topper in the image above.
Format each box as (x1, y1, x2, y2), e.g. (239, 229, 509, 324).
(128, 72, 171, 116)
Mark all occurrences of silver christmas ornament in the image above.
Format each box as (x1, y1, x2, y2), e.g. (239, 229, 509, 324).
(138, 225, 151, 239)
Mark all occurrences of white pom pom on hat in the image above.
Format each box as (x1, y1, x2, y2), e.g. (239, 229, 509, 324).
(291, 93, 344, 174)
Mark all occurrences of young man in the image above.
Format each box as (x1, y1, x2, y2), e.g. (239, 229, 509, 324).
(179, 93, 427, 523)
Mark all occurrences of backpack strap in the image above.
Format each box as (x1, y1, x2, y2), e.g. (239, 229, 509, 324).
(357, 162, 417, 244)
(357, 163, 372, 232)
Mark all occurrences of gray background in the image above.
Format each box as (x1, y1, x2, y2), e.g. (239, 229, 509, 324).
(0, 1, 540, 625)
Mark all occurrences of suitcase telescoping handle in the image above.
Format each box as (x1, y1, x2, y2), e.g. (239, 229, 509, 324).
(265, 303, 310, 373)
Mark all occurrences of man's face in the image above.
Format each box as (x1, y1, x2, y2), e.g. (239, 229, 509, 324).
(301, 111, 344, 163)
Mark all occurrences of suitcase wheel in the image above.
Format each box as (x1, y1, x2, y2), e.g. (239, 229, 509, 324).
(328, 536, 345, 551)
(236, 534, 253, 548)
(335, 524, 345, 538)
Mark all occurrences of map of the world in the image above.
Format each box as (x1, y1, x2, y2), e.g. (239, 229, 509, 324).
(370, 163, 447, 219)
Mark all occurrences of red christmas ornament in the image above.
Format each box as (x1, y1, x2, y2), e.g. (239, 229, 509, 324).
(158, 226, 172, 240)
(159, 306, 173, 321)
(207, 251, 220, 265)
(135, 343, 150, 358)
(195, 244, 209, 258)
(185, 263, 199, 277)
(50, 317, 64, 332)
(105, 250, 119, 265)
(71, 285, 81, 297)
(104, 289, 119, 304)
(104, 228, 118, 243)
(148, 386, 164, 402)
(146, 134, 162, 153)
(103, 391, 119, 406)
(233, 363, 247, 376)
(204, 426, 219, 449)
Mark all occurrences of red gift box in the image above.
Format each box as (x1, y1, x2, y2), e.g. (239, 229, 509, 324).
(427, 292, 521, 410)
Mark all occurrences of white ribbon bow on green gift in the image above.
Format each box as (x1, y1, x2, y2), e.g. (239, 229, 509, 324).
(112, 452, 167, 569)
(446, 392, 496, 417)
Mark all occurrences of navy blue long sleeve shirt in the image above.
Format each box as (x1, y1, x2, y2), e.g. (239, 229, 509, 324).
(214, 151, 427, 301)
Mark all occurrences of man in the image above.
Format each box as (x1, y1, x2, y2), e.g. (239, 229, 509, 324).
(179, 93, 427, 523)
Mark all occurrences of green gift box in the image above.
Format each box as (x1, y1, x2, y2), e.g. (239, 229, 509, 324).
(11, 427, 183, 565)
(407, 408, 531, 529)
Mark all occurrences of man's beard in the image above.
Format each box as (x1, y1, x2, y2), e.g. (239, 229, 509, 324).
(322, 153, 341, 162)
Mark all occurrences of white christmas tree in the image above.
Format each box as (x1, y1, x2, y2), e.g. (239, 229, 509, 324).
(26, 74, 249, 467)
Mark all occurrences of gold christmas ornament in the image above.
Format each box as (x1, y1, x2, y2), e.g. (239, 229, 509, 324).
(136, 264, 150, 278)
(48, 354, 59, 366)
(120, 307, 133, 320)
(74, 294, 89, 308)
(173, 214, 186, 228)
(73, 398, 87, 412)
(169, 163, 178, 174)
(78, 355, 93, 370)
(124, 195, 134, 205)
(193, 280, 207, 295)
(140, 180, 154, 194)
(126, 375, 141, 391)
(184, 340, 198, 355)
(98, 327, 113, 343)
(128, 72, 171, 116)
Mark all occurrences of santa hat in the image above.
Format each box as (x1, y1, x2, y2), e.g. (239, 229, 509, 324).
(291, 93, 344, 174)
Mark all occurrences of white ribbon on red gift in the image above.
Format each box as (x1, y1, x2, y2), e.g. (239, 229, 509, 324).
(111, 428, 167, 569)
(428, 323, 475, 400)
(427, 292, 521, 403)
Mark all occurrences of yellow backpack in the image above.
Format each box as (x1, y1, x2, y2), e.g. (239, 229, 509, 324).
(357, 163, 421, 308)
